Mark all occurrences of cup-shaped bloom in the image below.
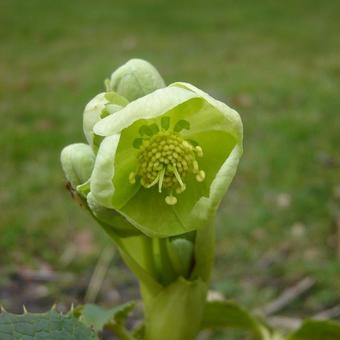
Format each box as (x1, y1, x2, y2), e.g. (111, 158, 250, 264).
(90, 82, 243, 237)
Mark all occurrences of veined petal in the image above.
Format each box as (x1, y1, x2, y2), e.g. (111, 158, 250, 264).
(173, 130, 237, 229)
(116, 188, 191, 237)
(90, 135, 118, 208)
(93, 86, 199, 137)
(170, 82, 243, 141)
(90, 134, 140, 209)
(192, 143, 243, 223)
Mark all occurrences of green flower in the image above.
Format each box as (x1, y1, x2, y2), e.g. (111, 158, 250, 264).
(90, 82, 243, 237)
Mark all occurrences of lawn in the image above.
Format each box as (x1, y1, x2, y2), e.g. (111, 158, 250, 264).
(0, 0, 339, 337)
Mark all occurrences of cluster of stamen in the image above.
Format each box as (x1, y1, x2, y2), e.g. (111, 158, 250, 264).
(129, 131, 205, 205)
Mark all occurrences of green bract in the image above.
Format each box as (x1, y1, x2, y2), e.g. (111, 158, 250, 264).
(91, 82, 243, 237)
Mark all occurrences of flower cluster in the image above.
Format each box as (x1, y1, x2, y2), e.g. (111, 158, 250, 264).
(61, 58, 243, 238)
(61, 59, 243, 340)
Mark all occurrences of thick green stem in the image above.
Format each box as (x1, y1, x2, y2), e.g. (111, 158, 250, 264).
(140, 221, 216, 340)
(154, 237, 177, 285)
(191, 220, 216, 282)
(141, 278, 208, 340)
(141, 236, 158, 279)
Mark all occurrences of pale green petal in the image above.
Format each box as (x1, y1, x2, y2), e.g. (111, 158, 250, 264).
(117, 188, 190, 237)
(87, 193, 140, 237)
(174, 130, 236, 228)
(93, 86, 199, 137)
(83, 93, 108, 146)
(90, 134, 140, 209)
(90, 135, 119, 208)
(170, 81, 243, 140)
(170, 82, 243, 228)
(83, 92, 128, 147)
(60, 143, 95, 188)
(109, 58, 166, 101)
(110, 125, 141, 207)
(192, 143, 243, 224)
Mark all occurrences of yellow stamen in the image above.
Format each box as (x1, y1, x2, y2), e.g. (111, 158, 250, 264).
(129, 172, 136, 184)
(173, 165, 185, 189)
(165, 194, 177, 205)
(132, 130, 206, 204)
(195, 146, 203, 157)
(196, 170, 206, 182)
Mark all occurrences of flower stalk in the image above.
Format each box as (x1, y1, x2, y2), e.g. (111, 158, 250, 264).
(61, 58, 243, 339)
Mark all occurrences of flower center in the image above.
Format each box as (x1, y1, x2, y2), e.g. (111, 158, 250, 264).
(129, 131, 205, 205)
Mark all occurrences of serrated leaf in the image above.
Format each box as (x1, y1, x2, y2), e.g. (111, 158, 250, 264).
(288, 320, 340, 340)
(79, 302, 135, 332)
(0, 310, 98, 340)
(201, 300, 266, 339)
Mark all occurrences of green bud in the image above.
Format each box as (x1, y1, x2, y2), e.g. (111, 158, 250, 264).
(60, 143, 95, 189)
(83, 92, 128, 147)
(109, 59, 166, 101)
(167, 238, 194, 278)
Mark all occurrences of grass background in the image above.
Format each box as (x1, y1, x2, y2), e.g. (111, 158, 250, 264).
(0, 0, 339, 337)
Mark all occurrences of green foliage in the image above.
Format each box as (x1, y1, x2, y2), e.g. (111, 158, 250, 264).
(0, 309, 98, 340)
(75, 302, 135, 332)
(288, 320, 340, 340)
(201, 300, 268, 339)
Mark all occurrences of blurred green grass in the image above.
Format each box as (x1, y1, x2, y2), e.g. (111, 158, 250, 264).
(1, 0, 339, 324)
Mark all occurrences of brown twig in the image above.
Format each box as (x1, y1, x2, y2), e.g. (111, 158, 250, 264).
(313, 305, 340, 320)
(267, 316, 302, 331)
(85, 246, 115, 303)
(262, 277, 315, 316)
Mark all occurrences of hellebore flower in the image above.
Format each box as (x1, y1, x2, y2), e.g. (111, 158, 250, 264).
(90, 82, 243, 237)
